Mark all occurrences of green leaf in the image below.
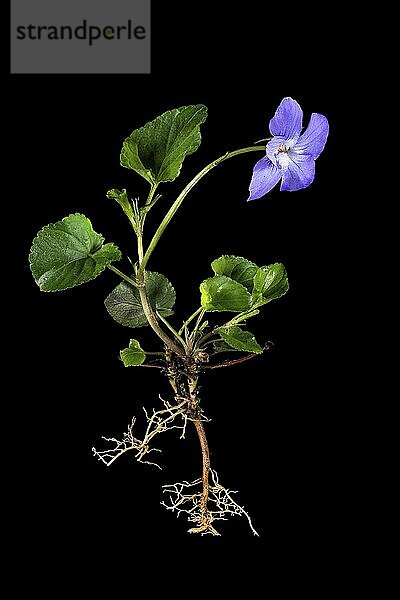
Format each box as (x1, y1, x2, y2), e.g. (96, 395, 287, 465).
(219, 326, 263, 354)
(107, 188, 135, 225)
(120, 104, 208, 185)
(200, 276, 252, 312)
(211, 255, 258, 291)
(252, 263, 289, 307)
(105, 271, 176, 328)
(213, 339, 240, 353)
(120, 339, 146, 366)
(29, 213, 121, 292)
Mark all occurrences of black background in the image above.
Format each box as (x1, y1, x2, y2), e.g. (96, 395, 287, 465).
(11, 2, 349, 583)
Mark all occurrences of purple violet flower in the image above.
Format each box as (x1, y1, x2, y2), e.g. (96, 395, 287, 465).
(248, 97, 329, 200)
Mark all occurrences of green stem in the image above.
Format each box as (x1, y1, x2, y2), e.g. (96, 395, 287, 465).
(138, 184, 157, 258)
(156, 311, 187, 350)
(138, 278, 184, 354)
(138, 234, 144, 264)
(145, 183, 158, 206)
(136, 183, 157, 260)
(190, 308, 206, 342)
(107, 264, 138, 288)
(109, 263, 182, 353)
(196, 309, 260, 349)
(134, 185, 185, 357)
(224, 309, 261, 328)
(178, 307, 203, 336)
(139, 146, 264, 273)
(136, 275, 184, 356)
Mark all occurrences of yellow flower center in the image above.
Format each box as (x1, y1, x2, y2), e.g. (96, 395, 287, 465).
(278, 144, 289, 153)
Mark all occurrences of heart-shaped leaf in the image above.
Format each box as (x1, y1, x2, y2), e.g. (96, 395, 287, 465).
(219, 326, 263, 354)
(121, 104, 208, 185)
(105, 271, 176, 328)
(213, 339, 240, 353)
(252, 263, 289, 307)
(29, 213, 121, 292)
(200, 275, 252, 312)
(211, 255, 258, 291)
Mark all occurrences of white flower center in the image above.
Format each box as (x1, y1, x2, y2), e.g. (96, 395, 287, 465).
(276, 146, 291, 169)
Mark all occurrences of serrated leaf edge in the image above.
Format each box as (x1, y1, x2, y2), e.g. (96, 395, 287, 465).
(120, 104, 208, 184)
(211, 254, 258, 274)
(252, 263, 290, 306)
(219, 326, 263, 354)
(29, 213, 121, 292)
(104, 271, 176, 328)
(200, 275, 252, 312)
(119, 339, 146, 367)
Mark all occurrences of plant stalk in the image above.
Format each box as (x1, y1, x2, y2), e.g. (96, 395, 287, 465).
(178, 307, 203, 336)
(107, 265, 138, 288)
(136, 189, 185, 356)
(137, 279, 184, 355)
(139, 146, 264, 274)
(156, 310, 188, 350)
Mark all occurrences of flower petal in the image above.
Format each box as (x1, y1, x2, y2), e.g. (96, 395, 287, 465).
(269, 97, 303, 140)
(247, 156, 282, 201)
(294, 113, 329, 159)
(281, 154, 315, 192)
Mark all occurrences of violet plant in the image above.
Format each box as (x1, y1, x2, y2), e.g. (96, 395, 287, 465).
(29, 98, 328, 536)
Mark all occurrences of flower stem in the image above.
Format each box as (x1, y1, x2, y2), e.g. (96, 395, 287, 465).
(139, 146, 264, 274)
